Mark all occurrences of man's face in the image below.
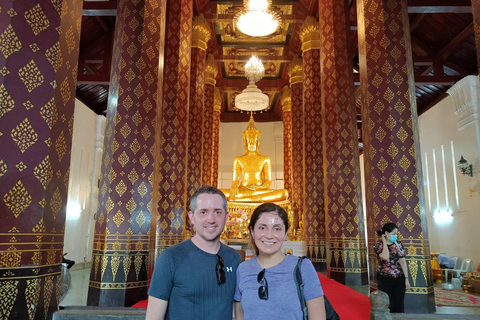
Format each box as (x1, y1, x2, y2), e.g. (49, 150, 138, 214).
(188, 193, 228, 243)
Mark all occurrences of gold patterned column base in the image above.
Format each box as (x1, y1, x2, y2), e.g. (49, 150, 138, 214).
(305, 236, 327, 271)
(327, 237, 369, 286)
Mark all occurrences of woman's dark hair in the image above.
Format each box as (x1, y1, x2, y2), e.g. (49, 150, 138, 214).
(377, 222, 398, 236)
(248, 203, 289, 255)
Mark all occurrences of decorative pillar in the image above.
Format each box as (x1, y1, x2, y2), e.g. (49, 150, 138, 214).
(154, 0, 193, 253)
(187, 14, 210, 203)
(281, 86, 293, 199)
(212, 87, 222, 186)
(289, 55, 304, 239)
(88, 0, 163, 307)
(319, 0, 368, 286)
(300, 16, 327, 271)
(0, 1, 82, 319)
(357, 0, 434, 313)
(202, 54, 218, 186)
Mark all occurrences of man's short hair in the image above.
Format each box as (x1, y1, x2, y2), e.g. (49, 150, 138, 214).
(190, 186, 228, 213)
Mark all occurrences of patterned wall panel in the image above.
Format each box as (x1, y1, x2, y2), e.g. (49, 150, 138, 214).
(319, 0, 367, 286)
(212, 87, 222, 186)
(289, 55, 304, 243)
(186, 48, 206, 202)
(87, 0, 162, 307)
(202, 54, 217, 187)
(155, 0, 193, 254)
(300, 17, 327, 271)
(473, 0, 480, 74)
(357, 0, 433, 312)
(281, 86, 293, 201)
(0, 0, 82, 318)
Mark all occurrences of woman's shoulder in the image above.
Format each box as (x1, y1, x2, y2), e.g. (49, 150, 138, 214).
(238, 256, 258, 271)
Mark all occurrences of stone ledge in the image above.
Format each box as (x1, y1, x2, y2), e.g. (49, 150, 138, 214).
(53, 307, 146, 320)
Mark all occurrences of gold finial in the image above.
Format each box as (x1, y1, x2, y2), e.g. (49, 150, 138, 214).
(281, 86, 292, 112)
(205, 54, 218, 85)
(192, 14, 211, 50)
(214, 87, 222, 111)
(243, 114, 261, 139)
(288, 54, 303, 85)
(299, 16, 320, 51)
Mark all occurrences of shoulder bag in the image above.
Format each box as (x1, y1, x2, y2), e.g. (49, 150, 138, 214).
(294, 256, 340, 320)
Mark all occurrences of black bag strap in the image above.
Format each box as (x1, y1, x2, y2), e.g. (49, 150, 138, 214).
(294, 256, 308, 320)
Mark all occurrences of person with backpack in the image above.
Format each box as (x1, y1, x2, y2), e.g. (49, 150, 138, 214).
(234, 203, 326, 320)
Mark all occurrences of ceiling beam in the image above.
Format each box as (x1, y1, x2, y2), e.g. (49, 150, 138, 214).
(407, 0, 472, 13)
(83, 1, 117, 16)
(77, 74, 110, 85)
(413, 75, 463, 85)
(436, 22, 474, 61)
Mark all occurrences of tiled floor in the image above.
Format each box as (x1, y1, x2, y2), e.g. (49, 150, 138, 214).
(62, 268, 480, 319)
(60, 268, 90, 307)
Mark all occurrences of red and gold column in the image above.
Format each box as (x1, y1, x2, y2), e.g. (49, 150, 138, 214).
(87, 0, 163, 307)
(154, 0, 193, 252)
(187, 14, 210, 203)
(357, 0, 434, 312)
(281, 86, 293, 201)
(289, 55, 304, 240)
(202, 54, 218, 186)
(0, 1, 82, 318)
(212, 87, 222, 186)
(319, 0, 368, 285)
(473, 0, 480, 74)
(300, 16, 327, 271)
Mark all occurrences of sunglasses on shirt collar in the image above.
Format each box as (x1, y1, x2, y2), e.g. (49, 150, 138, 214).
(257, 268, 268, 300)
(216, 254, 226, 285)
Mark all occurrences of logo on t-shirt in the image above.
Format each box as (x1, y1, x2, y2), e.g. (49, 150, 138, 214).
(226, 267, 233, 272)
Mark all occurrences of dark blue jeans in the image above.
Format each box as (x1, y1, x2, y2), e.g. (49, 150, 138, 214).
(377, 275, 406, 313)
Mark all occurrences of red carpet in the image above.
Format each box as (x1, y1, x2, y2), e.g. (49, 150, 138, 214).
(318, 273, 371, 319)
(434, 287, 480, 307)
(132, 273, 372, 319)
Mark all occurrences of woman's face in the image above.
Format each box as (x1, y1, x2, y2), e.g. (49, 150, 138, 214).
(386, 228, 398, 241)
(251, 211, 287, 255)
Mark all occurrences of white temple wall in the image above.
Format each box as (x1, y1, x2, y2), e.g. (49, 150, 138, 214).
(418, 84, 480, 269)
(64, 99, 105, 268)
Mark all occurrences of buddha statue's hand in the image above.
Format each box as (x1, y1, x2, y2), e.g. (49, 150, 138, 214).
(229, 183, 239, 200)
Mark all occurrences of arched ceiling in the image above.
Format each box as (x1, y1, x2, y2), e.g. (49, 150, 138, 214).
(77, 0, 477, 130)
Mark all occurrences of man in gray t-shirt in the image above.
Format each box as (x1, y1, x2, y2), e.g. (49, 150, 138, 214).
(146, 186, 241, 320)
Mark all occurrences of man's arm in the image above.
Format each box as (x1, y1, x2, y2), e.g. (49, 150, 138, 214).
(234, 301, 243, 320)
(145, 295, 168, 320)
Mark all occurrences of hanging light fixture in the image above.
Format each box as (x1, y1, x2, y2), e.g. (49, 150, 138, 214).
(235, 56, 269, 112)
(458, 155, 473, 176)
(236, 0, 281, 37)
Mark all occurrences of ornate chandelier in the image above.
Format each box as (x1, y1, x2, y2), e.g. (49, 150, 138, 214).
(235, 56, 269, 112)
(236, 0, 281, 37)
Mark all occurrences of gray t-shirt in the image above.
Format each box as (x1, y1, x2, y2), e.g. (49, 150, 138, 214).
(148, 239, 241, 319)
(234, 254, 323, 320)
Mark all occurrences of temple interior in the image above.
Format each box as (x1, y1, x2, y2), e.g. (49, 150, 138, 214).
(1, 0, 480, 319)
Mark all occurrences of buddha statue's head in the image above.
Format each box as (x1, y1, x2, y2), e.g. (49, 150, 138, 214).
(243, 114, 261, 153)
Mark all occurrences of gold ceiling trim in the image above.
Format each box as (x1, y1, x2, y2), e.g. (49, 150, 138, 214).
(281, 85, 292, 111)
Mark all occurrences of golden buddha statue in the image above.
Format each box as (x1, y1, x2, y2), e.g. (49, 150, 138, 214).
(222, 115, 289, 202)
